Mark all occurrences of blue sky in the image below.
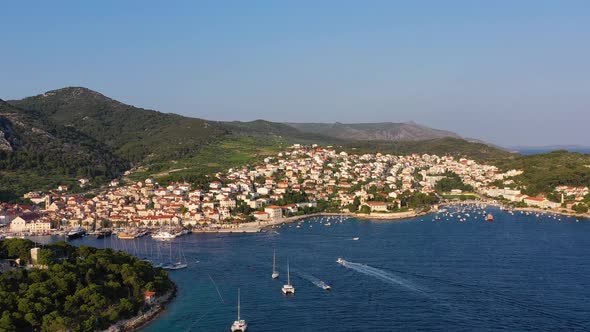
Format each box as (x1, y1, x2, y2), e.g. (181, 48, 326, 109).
(1, 0, 589, 147)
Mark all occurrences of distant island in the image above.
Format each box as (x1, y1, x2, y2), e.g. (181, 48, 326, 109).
(0, 239, 174, 331)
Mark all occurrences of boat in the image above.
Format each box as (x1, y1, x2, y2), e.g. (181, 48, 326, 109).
(336, 257, 345, 265)
(281, 261, 295, 295)
(162, 242, 188, 270)
(486, 213, 494, 222)
(272, 250, 279, 279)
(67, 228, 86, 240)
(352, 237, 359, 241)
(117, 232, 137, 239)
(95, 230, 112, 239)
(322, 284, 331, 291)
(152, 231, 177, 240)
(230, 288, 248, 332)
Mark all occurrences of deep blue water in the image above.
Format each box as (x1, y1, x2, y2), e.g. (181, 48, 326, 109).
(43, 207, 590, 331)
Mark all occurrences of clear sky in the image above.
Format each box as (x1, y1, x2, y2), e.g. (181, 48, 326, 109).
(1, 0, 589, 147)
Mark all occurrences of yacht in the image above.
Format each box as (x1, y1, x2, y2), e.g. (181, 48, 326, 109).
(152, 231, 176, 240)
(281, 261, 295, 295)
(272, 250, 279, 279)
(95, 229, 112, 239)
(230, 288, 247, 332)
(117, 232, 136, 239)
(66, 228, 86, 240)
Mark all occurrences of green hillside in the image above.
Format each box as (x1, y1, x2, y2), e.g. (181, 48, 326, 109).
(342, 137, 513, 160)
(10, 87, 228, 162)
(0, 100, 128, 200)
(491, 150, 590, 196)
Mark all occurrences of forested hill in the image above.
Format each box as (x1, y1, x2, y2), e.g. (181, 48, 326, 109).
(286, 122, 462, 141)
(0, 239, 173, 331)
(10, 87, 229, 162)
(0, 99, 128, 201)
(491, 150, 590, 196)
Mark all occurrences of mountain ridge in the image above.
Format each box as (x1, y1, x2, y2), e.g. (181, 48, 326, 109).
(285, 121, 462, 142)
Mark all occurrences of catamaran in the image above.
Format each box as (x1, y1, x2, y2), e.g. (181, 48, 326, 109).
(230, 288, 248, 332)
(281, 261, 295, 295)
(272, 250, 279, 279)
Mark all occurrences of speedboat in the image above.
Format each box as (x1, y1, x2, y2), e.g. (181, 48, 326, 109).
(336, 258, 345, 265)
(272, 250, 279, 279)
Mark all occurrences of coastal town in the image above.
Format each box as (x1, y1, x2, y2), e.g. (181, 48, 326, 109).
(1, 144, 589, 237)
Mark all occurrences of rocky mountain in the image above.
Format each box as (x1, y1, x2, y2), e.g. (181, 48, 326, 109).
(285, 122, 462, 142)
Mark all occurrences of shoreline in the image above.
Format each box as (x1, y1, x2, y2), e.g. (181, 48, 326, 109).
(106, 284, 177, 332)
(196, 209, 434, 233)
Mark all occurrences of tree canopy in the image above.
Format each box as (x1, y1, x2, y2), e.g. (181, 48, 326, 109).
(0, 239, 173, 332)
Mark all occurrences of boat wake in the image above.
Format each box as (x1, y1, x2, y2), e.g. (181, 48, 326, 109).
(339, 259, 428, 296)
(296, 271, 331, 290)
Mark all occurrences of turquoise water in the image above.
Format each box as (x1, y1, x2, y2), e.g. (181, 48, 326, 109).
(59, 206, 590, 331)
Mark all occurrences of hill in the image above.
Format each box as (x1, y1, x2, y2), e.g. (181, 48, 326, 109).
(286, 121, 461, 141)
(491, 150, 590, 196)
(220, 120, 343, 144)
(3, 87, 513, 200)
(10, 87, 228, 162)
(0, 99, 128, 200)
(343, 137, 513, 160)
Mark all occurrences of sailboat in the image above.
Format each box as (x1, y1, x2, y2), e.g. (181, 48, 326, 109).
(272, 250, 279, 279)
(231, 288, 247, 332)
(281, 261, 295, 295)
(162, 242, 188, 270)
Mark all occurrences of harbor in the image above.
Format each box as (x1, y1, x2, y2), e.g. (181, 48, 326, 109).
(26, 207, 590, 331)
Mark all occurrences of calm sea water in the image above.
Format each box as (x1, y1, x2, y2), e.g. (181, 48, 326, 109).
(39, 206, 590, 331)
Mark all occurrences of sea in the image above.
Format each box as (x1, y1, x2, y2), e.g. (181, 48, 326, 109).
(33, 206, 590, 331)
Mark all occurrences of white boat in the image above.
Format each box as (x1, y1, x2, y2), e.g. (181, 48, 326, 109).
(151, 231, 177, 240)
(231, 288, 247, 332)
(352, 237, 359, 241)
(281, 261, 295, 295)
(336, 257, 345, 265)
(67, 228, 86, 240)
(272, 250, 279, 279)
